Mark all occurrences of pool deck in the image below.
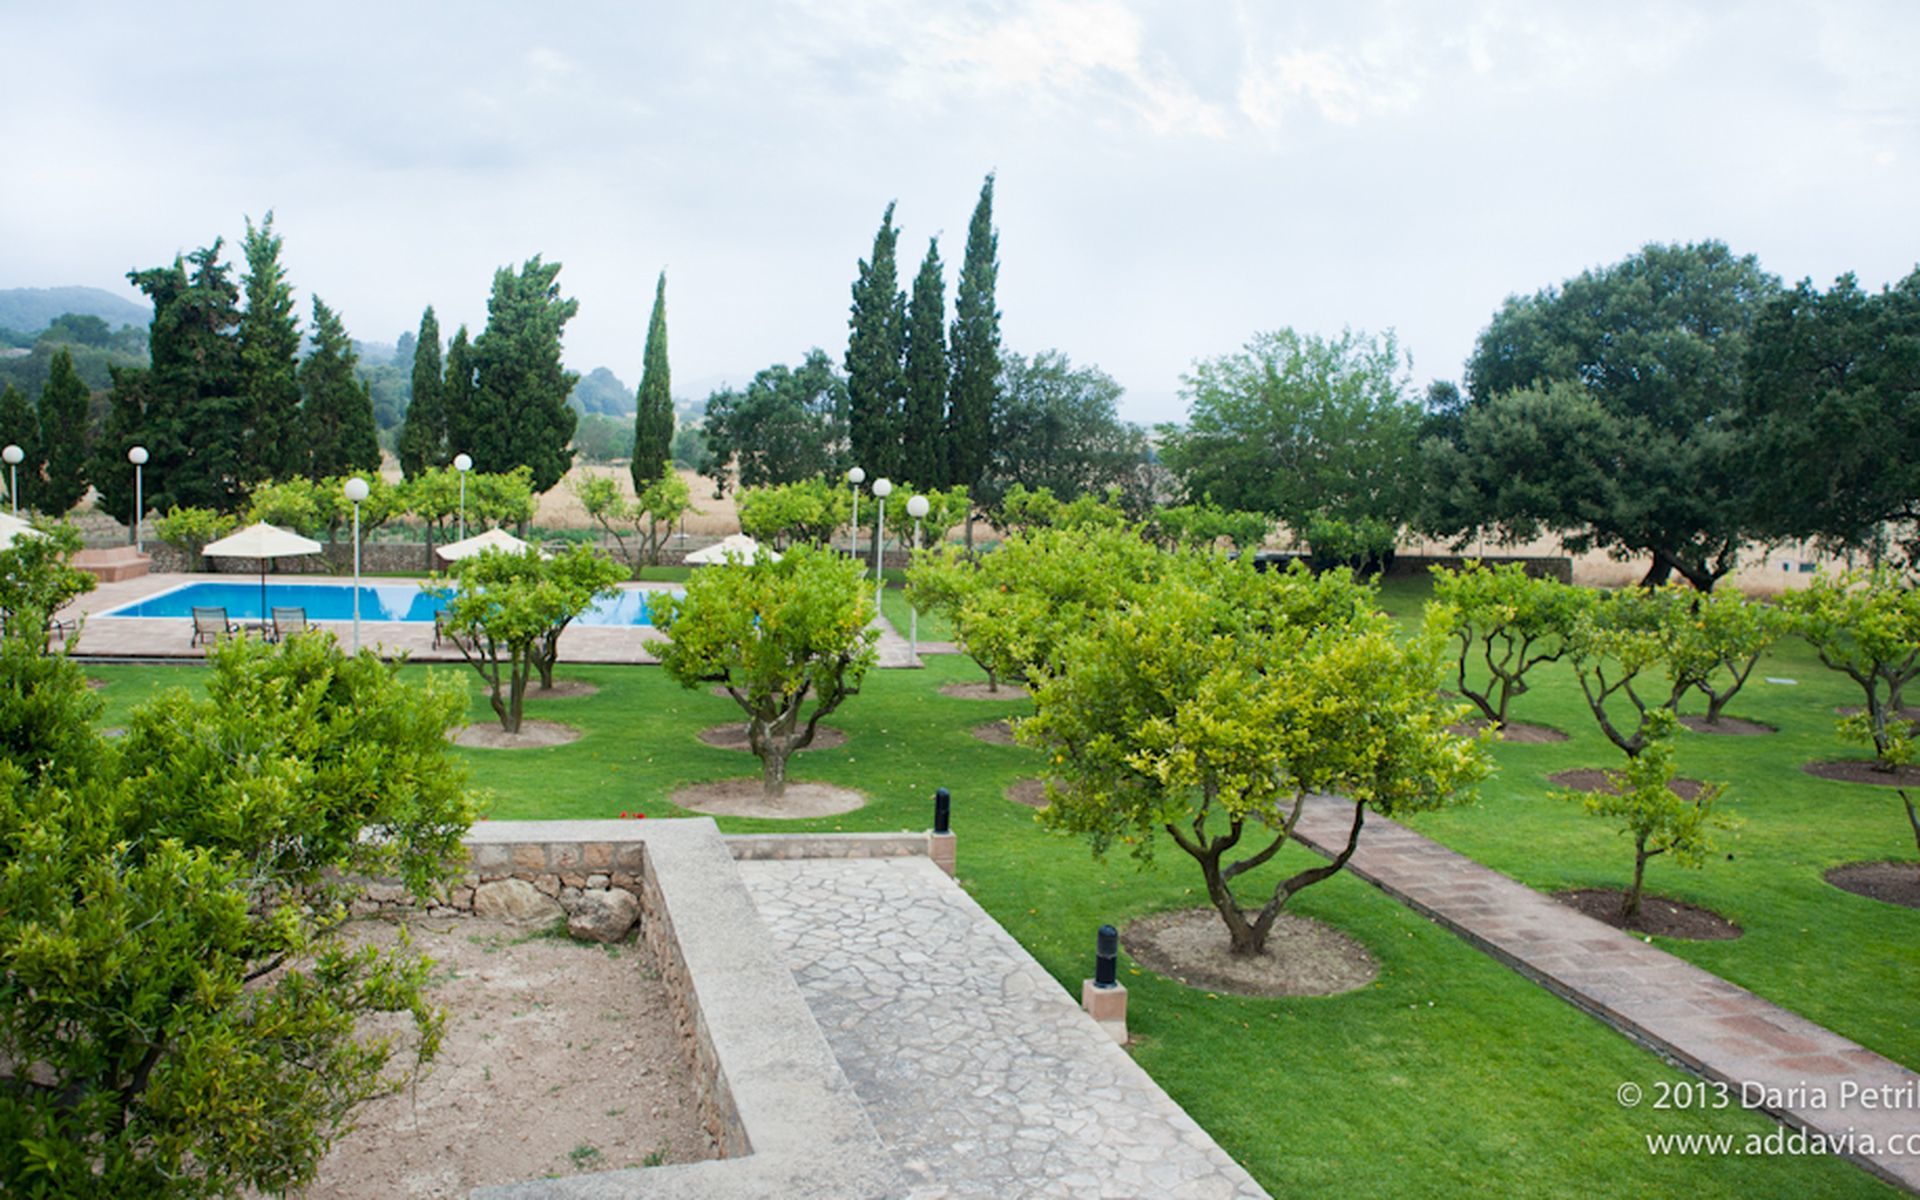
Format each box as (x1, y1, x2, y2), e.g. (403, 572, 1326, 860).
(55, 573, 928, 668)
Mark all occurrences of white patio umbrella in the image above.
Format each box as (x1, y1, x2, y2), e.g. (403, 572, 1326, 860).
(202, 522, 324, 620)
(435, 527, 533, 562)
(0, 512, 43, 551)
(684, 533, 781, 565)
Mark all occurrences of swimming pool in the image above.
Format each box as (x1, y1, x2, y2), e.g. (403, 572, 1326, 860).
(99, 581, 669, 627)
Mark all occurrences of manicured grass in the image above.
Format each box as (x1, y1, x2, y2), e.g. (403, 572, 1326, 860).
(78, 628, 1906, 1197)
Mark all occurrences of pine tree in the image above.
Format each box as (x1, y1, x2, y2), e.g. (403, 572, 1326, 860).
(947, 175, 1001, 538)
(472, 256, 579, 493)
(900, 237, 948, 489)
(398, 306, 445, 478)
(632, 271, 674, 494)
(0, 384, 37, 513)
(443, 325, 477, 461)
(846, 203, 907, 480)
(301, 297, 381, 479)
(239, 212, 303, 483)
(34, 349, 91, 514)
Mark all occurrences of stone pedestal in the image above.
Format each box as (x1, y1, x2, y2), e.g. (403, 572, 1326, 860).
(927, 830, 956, 877)
(1081, 980, 1127, 1044)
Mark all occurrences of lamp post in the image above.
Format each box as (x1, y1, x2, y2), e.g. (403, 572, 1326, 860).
(846, 466, 865, 562)
(871, 477, 892, 613)
(343, 476, 370, 653)
(906, 493, 929, 660)
(1, 444, 20, 516)
(453, 453, 473, 541)
(128, 446, 149, 551)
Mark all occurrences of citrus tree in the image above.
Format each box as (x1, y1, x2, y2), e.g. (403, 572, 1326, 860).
(654, 546, 876, 797)
(1426, 562, 1591, 728)
(736, 477, 850, 549)
(1021, 554, 1488, 957)
(1663, 586, 1785, 724)
(1782, 567, 1920, 768)
(573, 462, 692, 573)
(0, 519, 95, 645)
(0, 631, 472, 1198)
(1567, 587, 1694, 757)
(152, 507, 238, 572)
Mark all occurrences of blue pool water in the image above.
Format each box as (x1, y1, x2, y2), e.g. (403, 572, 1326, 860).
(100, 581, 667, 627)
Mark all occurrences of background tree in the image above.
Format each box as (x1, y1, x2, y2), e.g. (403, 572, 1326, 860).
(442, 324, 477, 460)
(1431, 241, 1779, 589)
(572, 414, 637, 464)
(702, 350, 848, 491)
(398, 306, 446, 478)
(1743, 269, 1920, 561)
(655, 546, 877, 798)
(946, 174, 1000, 538)
(0, 383, 39, 511)
(900, 238, 947, 489)
(300, 298, 380, 479)
(570, 366, 631, 416)
(1020, 555, 1487, 957)
(986, 350, 1144, 513)
(471, 256, 579, 493)
(1161, 327, 1420, 543)
(0, 632, 472, 1198)
(238, 212, 303, 482)
(152, 506, 237, 572)
(846, 203, 906, 481)
(632, 272, 674, 493)
(28, 349, 90, 515)
(1147, 501, 1272, 553)
(1426, 562, 1591, 729)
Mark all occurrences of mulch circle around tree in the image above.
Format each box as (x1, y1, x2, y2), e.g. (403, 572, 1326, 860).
(1801, 760, 1920, 787)
(1679, 715, 1775, 735)
(525, 679, 600, 699)
(669, 778, 866, 819)
(452, 720, 581, 750)
(1005, 778, 1058, 809)
(1122, 907, 1379, 997)
(971, 719, 1018, 746)
(1835, 705, 1920, 722)
(1823, 861, 1920, 910)
(939, 681, 1030, 701)
(1548, 768, 1709, 801)
(1447, 718, 1569, 744)
(1553, 889, 1743, 940)
(696, 724, 847, 753)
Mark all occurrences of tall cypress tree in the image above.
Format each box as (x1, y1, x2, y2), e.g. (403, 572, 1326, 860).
(632, 271, 674, 491)
(239, 212, 302, 483)
(301, 297, 381, 479)
(398, 306, 445, 478)
(443, 324, 477, 461)
(846, 203, 907, 480)
(472, 256, 579, 493)
(33, 349, 91, 514)
(0, 384, 37, 512)
(900, 237, 948, 490)
(947, 174, 1001, 533)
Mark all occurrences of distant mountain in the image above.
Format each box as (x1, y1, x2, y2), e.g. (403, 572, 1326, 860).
(0, 287, 150, 334)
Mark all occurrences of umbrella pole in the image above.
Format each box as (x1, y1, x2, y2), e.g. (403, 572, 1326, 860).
(260, 564, 267, 627)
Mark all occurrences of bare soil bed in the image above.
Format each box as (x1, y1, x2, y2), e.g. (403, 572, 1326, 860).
(1005, 778, 1063, 809)
(1447, 718, 1568, 744)
(669, 777, 866, 818)
(1802, 760, 1920, 787)
(939, 681, 1029, 701)
(526, 679, 601, 700)
(971, 719, 1017, 746)
(305, 916, 710, 1198)
(1824, 861, 1920, 910)
(697, 724, 847, 753)
(1122, 907, 1378, 997)
(1679, 715, 1775, 735)
(1554, 889, 1743, 940)
(1549, 768, 1710, 801)
(453, 720, 581, 750)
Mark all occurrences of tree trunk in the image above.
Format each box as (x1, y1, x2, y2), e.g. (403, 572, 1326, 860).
(1622, 834, 1649, 924)
(1639, 557, 1674, 588)
(1193, 844, 1263, 956)
(1903, 790, 1920, 867)
(760, 743, 789, 797)
(506, 670, 527, 734)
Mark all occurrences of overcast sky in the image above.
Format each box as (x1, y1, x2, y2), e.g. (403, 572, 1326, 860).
(5, 1, 1917, 424)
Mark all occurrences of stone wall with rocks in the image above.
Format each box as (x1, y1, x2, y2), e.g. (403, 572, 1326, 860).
(351, 838, 650, 943)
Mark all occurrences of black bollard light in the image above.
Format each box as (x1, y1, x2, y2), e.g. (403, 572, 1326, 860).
(933, 786, 951, 834)
(1094, 924, 1119, 989)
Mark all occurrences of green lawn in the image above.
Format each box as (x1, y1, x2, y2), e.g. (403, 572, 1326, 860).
(77, 589, 1913, 1197)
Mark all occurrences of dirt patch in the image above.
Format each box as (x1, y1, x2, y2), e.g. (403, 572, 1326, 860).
(1824, 861, 1920, 910)
(1679, 715, 1775, 735)
(452, 720, 581, 750)
(1802, 760, 1920, 787)
(696, 724, 847, 753)
(1447, 718, 1568, 744)
(1123, 907, 1378, 997)
(972, 719, 1018, 746)
(307, 916, 710, 1198)
(1835, 705, 1920, 723)
(1549, 768, 1709, 801)
(939, 681, 1029, 701)
(1005, 778, 1057, 809)
(670, 777, 866, 818)
(86, 677, 108, 691)
(1554, 889, 1744, 940)
(526, 679, 600, 700)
